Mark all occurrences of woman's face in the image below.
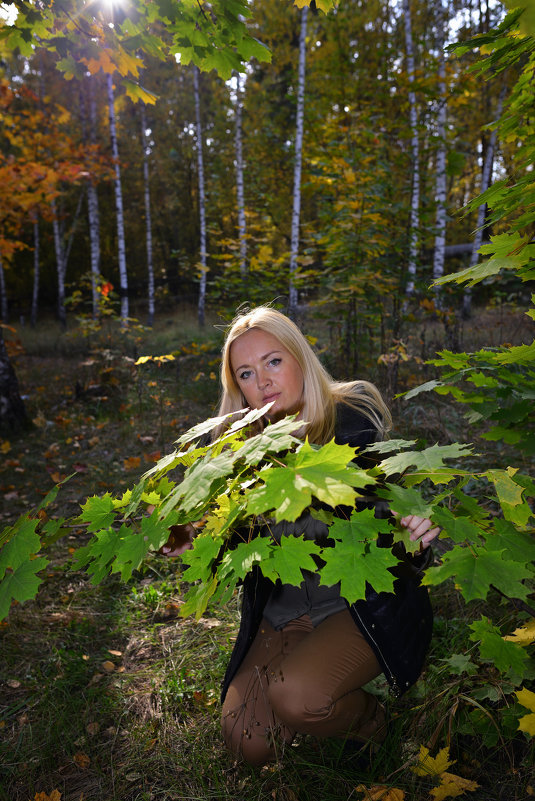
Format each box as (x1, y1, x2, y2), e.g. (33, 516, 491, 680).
(229, 328, 304, 421)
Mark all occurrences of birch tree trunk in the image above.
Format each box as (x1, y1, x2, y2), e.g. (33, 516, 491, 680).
(403, 0, 420, 298)
(140, 102, 155, 327)
(0, 324, 28, 432)
(51, 198, 67, 329)
(432, 0, 447, 305)
(87, 77, 101, 319)
(31, 217, 39, 328)
(194, 66, 207, 327)
(107, 73, 129, 323)
(0, 253, 7, 323)
(463, 89, 505, 318)
(288, 5, 308, 320)
(234, 70, 247, 280)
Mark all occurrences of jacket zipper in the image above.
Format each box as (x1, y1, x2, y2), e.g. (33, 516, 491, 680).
(352, 606, 401, 697)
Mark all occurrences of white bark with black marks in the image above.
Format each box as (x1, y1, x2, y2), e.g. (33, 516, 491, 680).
(194, 66, 207, 327)
(403, 0, 420, 298)
(87, 77, 101, 319)
(107, 74, 129, 323)
(140, 102, 155, 327)
(234, 70, 247, 279)
(288, 5, 308, 319)
(432, 0, 447, 302)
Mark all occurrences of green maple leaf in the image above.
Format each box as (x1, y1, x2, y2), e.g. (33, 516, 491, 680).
(73, 527, 123, 584)
(486, 468, 534, 525)
(441, 653, 478, 676)
(0, 556, 49, 620)
(181, 535, 223, 581)
(490, 519, 535, 562)
(112, 511, 180, 582)
(430, 507, 485, 544)
(219, 538, 272, 582)
(180, 574, 218, 620)
(319, 512, 397, 603)
(261, 537, 321, 586)
(379, 443, 473, 478)
(470, 617, 529, 683)
(423, 546, 533, 601)
(235, 418, 300, 465)
(160, 449, 236, 517)
(377, 483, 434, 518)
(365, 438, 418, 453)
(247, 439, 370, 522)
(0, 517, 40, 579)
(79, 494, 116, 532)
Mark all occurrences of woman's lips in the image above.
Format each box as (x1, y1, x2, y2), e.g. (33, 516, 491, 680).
(263, 393, 280, 404)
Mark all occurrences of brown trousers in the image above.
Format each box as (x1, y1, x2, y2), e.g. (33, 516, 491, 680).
(221, 609, 386, 766)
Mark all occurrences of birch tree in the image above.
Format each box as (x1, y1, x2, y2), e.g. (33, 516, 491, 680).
(403, 0, 420, 299)
(140, 102, 155, 327)
(288, 5, 308, 320)
(107, 74, 129, 323)
(86, 76, 101, 320)
(432, 0, 448, 304)
(51, 192, 83, 329)
(194, 66, 207, 327)
(30, 217, 39, 328)
(462, 88, 505, 318)
(234, 70, 247, 280)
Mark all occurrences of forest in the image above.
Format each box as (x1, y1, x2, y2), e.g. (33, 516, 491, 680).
(0, 0, 534, 800)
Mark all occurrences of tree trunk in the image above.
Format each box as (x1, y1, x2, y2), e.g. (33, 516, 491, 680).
(31, 217, 39, 328)
(107, 73, 129, 323)
(140, 102, 155, 327)
(194, 66, 207, 328)
(234, 70, 247, 280)
(0, 253, 7, 323)
(288, 5, 308, 320)
(51, 198, 67, 330)
(463, 87, 505, 318)
(0, 325, 28, 433)
(87, 76, 101, 320)
(432, 0, 448, 304)
(403, 0, 420, 298)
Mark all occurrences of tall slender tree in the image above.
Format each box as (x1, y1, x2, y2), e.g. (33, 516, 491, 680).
(30, 216, 39, 327)
(403, 0, 421, 299)
(432, 0, 448, 302)
(288, 5, 308, 319)
(107, 73, 129, 323)
(140, 102, 155, 326)
(194, 66, 207, 327)
(234, 70, 247, 280)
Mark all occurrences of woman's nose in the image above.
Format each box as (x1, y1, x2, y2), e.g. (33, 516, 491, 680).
(256, 370, 270, 389)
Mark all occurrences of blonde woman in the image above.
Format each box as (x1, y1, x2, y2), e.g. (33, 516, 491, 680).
(163, 306, 439, 766)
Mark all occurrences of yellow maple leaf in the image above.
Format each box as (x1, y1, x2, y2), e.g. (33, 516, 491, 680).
(34, 791, 61, 801)
(517, 687, 535, 736)
(115, 46, 144, 78)
(431, 771, 479, 800)
(0, 440, 11, 453)
(81, 50, 116, 76)
(504, 619, 535, 645)
(355, 785, 405, 801)
(412, 745, 454, 777)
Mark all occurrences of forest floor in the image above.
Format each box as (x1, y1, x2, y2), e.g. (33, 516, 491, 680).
(0, 303, 534, 801)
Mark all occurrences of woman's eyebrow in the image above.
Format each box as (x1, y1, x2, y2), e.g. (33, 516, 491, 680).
(234, 350, 281, 373)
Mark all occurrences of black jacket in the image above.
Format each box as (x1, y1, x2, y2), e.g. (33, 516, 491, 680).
(220, 403, 433, 701)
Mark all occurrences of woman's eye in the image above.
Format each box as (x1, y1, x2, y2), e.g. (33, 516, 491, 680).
(269, 358, 281, 367)
(239, 370, 252, 380)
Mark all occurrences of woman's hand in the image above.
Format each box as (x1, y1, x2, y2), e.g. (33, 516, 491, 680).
(159, 523, 196, 557)
(399, 515, 441, 548)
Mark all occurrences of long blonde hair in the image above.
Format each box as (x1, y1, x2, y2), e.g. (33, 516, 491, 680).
(218, 306, 391, 444)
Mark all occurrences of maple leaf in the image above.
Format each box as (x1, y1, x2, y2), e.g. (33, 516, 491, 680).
(516, 687, 535, 735)
(378, 443, 473, 479)
(0, 556, 48, 620)
(486, 467, 533, 526)
(181, 535, 224, 581)
(412, 745, 454, 776)
(112, 511, 179, 581)
(319, 511, 397, 602)
(34, 791, 62, 801)
(504, 618, 535, 645)
(431, 772, 479, 800)
(470, 617, 529, 681)
(72, 527, 123, 584)
(355, 785, 405, 801)
(430, 507, 485, 545)
(423, 545, 533, 602)
(377, 483, 434, 518)
(261, 536, 322, 586)
(218, 538, 272, 582)
(0, 517, 40, 578)
(79, 494, 116, 532)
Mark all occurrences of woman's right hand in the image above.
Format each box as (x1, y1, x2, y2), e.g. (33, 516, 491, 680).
(159, 523, 196, 557)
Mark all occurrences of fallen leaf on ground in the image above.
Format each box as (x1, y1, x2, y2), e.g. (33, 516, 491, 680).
(101, 660, 116, 673)
(33, 791, 61, 801)
(73, 752, 90, 770)
(356, 785, 405, 801)
(123, 456, 141, 470)
(412, 745, 454, 777)
(431, 771, 479, 800)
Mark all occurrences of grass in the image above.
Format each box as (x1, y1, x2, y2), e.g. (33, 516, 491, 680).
(1, 303, 534, 801)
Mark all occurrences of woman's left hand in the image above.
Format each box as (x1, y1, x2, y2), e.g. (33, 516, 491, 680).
(399, 515, 441, 548)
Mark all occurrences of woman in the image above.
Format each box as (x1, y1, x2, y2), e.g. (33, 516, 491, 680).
(163, 306, 439, 766)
